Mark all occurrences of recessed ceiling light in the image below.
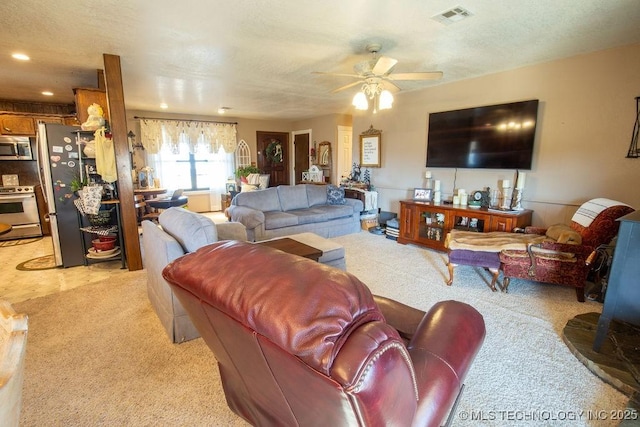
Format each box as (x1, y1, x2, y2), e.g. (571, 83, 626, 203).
(42, 91, 54, 96)
(160, 103, 168, 109)
(12, 53, 30, 61)
(218, 107, 230, 114)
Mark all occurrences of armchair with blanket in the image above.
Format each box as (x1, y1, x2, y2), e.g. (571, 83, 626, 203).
(162, 240, 486, 427)
(500, 198, 634, 301)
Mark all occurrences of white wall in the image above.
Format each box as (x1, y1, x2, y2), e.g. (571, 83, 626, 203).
(352, 43, 640, 227)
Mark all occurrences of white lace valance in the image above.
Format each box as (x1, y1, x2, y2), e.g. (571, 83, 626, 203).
(139, 119, 237, 155)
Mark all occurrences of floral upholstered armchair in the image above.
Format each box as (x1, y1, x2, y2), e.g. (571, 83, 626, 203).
(499, 198, 634, 301)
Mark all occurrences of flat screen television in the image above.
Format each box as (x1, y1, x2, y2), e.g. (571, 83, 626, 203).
(426, 99, 539, 169)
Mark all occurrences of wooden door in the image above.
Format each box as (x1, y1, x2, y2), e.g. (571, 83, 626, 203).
(293, 132, 310, 184)
(257, 131, 289, 187)
(337, 125, 353, 182)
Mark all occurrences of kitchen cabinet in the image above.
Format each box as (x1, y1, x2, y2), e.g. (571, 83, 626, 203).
(0, 114, 36, 136)
(73, 87, 109, 125)
(0, 113, 76, 136)
(398, 200, 533, 251)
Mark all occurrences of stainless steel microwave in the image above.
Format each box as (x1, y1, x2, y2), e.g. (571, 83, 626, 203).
(0, 136, 34, 160)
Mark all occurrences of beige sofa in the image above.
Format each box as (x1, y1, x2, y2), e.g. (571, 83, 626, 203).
(141, 207, 247, 343)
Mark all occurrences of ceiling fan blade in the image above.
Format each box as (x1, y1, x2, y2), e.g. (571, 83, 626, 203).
(331, 80, 364, 93)
(312, 71, 362, 79)
(387, 71, 443, 81)
(372, 56, 398, 76)
(382, 80, 401, 93)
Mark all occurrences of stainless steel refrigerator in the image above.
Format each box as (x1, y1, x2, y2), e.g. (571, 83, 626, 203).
(37, 123, 86, 267)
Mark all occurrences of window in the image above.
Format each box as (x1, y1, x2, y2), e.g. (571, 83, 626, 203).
(152, 141, 234, 192)
(140, 119, 237, 210)
(156, 143, 211, 191)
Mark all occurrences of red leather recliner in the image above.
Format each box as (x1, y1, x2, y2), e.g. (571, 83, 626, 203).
(163, 241, 485, 427)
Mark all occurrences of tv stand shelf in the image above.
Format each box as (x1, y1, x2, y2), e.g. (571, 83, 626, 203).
(398, 200, 533, 252)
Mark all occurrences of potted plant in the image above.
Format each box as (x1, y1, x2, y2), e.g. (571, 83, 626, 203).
(69, 172, 88, 195)
(235, 165, 261, 183)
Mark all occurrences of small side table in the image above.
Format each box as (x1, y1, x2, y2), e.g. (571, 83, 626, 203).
(221, 193, 231, 210)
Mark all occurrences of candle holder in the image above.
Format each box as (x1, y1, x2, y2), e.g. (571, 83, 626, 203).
(501, 186, 512, 210)
(512, 188, 524, 210)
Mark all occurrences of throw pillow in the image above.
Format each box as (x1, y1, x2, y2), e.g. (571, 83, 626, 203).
(246, 173, 261, 185)
(241, 183, 259, 192)
(327, 185, 346, 205)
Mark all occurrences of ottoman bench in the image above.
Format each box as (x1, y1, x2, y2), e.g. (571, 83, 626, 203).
(445, 229, 545, 292)
(262, 232, 346, 270)
(256, 232, 347, 271)
(287, 232, 346, 270)
(447, 249, 501, 291)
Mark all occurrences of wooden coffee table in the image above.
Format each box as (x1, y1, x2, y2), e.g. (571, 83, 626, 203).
(257, 237, 322, 262)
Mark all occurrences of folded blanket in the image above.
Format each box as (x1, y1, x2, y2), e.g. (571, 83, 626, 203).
(446, 230, 546, 252)
(571, 198, 630, 228)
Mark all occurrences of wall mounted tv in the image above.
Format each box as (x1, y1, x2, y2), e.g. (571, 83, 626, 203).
(426, 99, 539, 170)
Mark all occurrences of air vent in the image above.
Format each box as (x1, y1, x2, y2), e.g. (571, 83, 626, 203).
(432, 6, 474, 25)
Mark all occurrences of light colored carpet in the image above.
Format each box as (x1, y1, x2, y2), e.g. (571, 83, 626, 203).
(15, 231, 628, 426)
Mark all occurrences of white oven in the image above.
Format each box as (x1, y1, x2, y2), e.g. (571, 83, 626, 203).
(0, 186, 43, 240)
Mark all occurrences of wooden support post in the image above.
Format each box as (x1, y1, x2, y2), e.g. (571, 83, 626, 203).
(103, 53, 143, 271)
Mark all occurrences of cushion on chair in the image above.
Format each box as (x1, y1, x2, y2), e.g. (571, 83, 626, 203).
(306, 184, 329, 207)
(277, 185, 309, 211)
(234, 187, 281, 212)
(158, 207, 218, 253)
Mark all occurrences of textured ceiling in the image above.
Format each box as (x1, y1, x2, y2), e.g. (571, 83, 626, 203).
(1, 0, 639, 120)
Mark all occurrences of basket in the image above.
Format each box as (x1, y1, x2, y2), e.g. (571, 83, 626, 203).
(87, 209, 114, 226)
(360, 213, 379, 230)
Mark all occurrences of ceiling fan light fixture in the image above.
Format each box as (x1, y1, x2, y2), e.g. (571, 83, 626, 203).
(352, 91, 369, 110)
(379, 90, 394, 110)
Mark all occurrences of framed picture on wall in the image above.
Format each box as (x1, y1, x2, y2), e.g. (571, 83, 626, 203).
(359, 126, 381, 167)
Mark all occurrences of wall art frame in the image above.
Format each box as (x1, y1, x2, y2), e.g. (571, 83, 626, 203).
(359, 125, 381, 168)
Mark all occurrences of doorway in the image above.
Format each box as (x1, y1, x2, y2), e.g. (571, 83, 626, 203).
(257, 131, 289, 186)
(337, 125, 353, 182)
(293, 130, 311, 184)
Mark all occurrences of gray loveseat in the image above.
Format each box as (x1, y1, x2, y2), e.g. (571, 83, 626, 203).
(141, 207, 247, 343)
(227, 184, 364, 241)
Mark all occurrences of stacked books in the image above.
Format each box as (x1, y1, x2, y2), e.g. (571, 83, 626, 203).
(385, 218, 399, 241)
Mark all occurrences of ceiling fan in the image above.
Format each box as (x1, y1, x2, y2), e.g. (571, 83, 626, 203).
(313, 43, 443, 95)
